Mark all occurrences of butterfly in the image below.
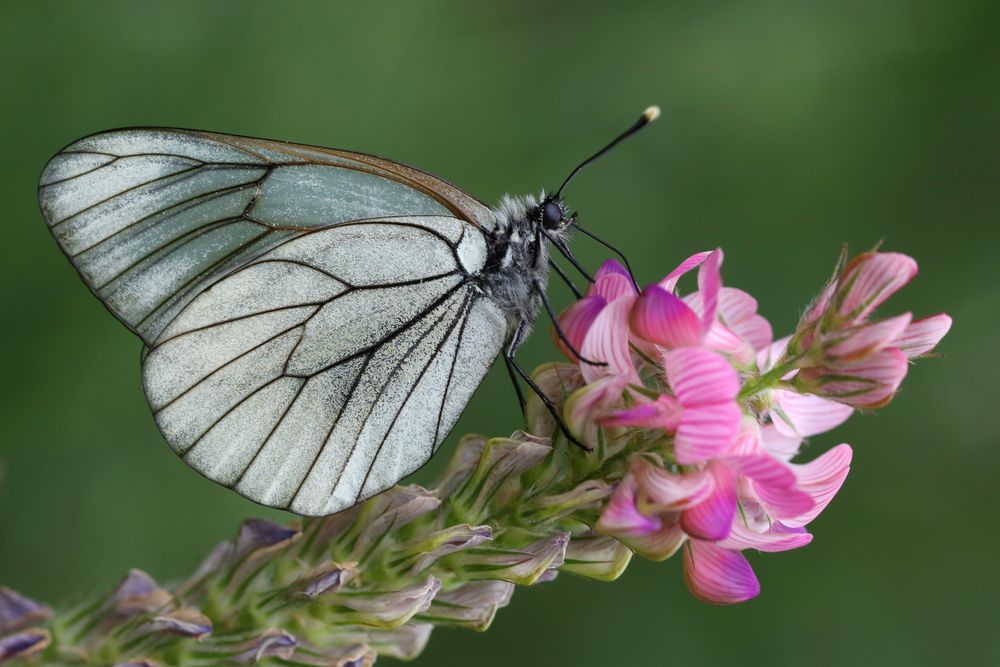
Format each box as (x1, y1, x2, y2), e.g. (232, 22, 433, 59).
(37, 107, 659, 516)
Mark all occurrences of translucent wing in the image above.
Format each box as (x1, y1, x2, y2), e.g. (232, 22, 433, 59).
(38, 127, 495, 344)
(39, 128, 506, 516)
(142, 218, 506, 516)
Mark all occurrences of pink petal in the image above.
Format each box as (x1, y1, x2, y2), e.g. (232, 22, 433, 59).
(760, 423, 803, 462)
(704, 322, 756, 366)
(800, 278, 837, 329)
(719, 520, 813, 553)
(594, 259, 630, 281)
(717, 287, 757, 324)
(731, 312, 773, 353)
(825, 313, 913, 361)
(758, 336, 791, 372)
(727, 419, 766, 456)
(630, 285, 703, 348)
(660, 251, 712, 293)
(633, 460, 715, 510)
(728, 455, 815, 519)
(696, 248, 724, 329)
(771, 390, 854, 438)
(666, 347, 741, 406)
(596, 474, 661, 537)
(683, 540, 760, 604)
(784, 444, 852, 527)
(804, 348, 909, 408)
(589, 260, 635, 301)
(681, 463, 737, 541)
(625, 519, 688, 561)
(675, 402, 742, 464)
(554, 295, 607, 362)
(580, 295, 639, 383)
(597, 394, 682, 430)
(836, 252, 918, 322)
(894, 313, 952, 358)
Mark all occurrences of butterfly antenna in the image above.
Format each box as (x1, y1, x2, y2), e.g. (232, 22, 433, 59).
(554, 105, 661, 199)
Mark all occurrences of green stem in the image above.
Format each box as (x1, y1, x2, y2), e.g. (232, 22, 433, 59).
(738, 358, 800, 400)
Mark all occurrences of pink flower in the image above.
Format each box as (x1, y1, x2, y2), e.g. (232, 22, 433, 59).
(598, 347, 742, 464)
(575, 244, 945, 606)
(596, 424, 853, 604)
(595, 471, 687, 561)
(783, 250, 949, 408)
(632, 249, 770, 365)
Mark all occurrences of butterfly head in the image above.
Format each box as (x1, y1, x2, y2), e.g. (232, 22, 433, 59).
(532, 196, 574, 233)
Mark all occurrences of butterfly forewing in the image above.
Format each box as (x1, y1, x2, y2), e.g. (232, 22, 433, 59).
(39, 128, 506, 516)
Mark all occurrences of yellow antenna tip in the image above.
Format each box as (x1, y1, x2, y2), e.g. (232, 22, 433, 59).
(643, 105, 661, 123)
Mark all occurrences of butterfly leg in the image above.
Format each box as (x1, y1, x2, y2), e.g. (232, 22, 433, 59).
(504, 354, 528, 414)
(505, 319, 592, 452)
(534, 282, 608, 368)
(548, 258, 583, 298)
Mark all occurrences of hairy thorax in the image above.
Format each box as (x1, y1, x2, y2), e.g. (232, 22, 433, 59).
(478, 193, 561, 337)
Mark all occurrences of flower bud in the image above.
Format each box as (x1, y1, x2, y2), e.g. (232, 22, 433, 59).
(0, 587, 50, 634)
(460, 533, 569, 585)
(423, 581, 514, 631)
(0, 629, 50, 663)
(332, 577, 440, 629)
(798, 348, 909, 408)
(560, 536, 633, 581)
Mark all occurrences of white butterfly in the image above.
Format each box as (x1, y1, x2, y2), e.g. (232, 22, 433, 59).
(38, 108, 658, 516)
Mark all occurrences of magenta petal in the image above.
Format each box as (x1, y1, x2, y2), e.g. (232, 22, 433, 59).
(675, 401, 742, 464)
(594, 259, 631, 281)
(580, 294, 639, 383)
(771, 390, 854, 438)
(836, 252, 918, 321)
(596, 474, 662, 537)
(725, 454, 815, 519)
(894, 313, 952, 358)
(660, 251, 712, 292)
(598, 394, 682, 430)
(630, 285, 703, 347)
(555, 295, 607, 362)
(696, 248, 724, 329)
(739, 462, 815, 519)
(634, 460, 715, 510)
(683, 540, 760, 604)
(589, 260, 636, 301)
(719, 521, 813, 553)
(784, 444, 852, 527)
(681, 463, 737, 541)
(666, 347, 741, 405)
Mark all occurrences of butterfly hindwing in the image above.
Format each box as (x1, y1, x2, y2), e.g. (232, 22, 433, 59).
(39, 128, 506, 516)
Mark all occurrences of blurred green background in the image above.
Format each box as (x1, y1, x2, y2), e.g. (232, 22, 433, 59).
(1, 1, 997, 665)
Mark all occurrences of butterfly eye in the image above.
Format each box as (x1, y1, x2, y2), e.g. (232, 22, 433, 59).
(541, 200, 564, 229)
